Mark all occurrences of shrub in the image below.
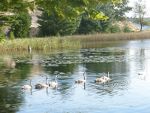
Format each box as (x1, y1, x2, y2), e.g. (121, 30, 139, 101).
(76, 17, 100, 34)
(0, 32, 6, 43)
(11, 12, 31, 38)
(9, 31, 15, 40)
(38, 11, 81, 36)
(108, 25, 121, 33)
(123, 26, 132, 32)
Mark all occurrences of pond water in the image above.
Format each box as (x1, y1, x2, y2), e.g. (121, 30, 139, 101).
(1, 40, 150, 113)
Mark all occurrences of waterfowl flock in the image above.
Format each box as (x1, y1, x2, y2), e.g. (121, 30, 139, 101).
(21, 72, 112, 91)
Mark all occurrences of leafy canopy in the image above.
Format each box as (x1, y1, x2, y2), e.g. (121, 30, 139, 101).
(35, 0, 122, 20)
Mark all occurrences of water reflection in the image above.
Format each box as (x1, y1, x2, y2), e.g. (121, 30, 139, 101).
(1, 40, 150, 112)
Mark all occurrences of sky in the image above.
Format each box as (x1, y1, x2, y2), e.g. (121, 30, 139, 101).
(126, 0, 150, 17)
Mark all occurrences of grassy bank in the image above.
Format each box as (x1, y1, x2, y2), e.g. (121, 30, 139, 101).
(0, 31, 150, 52)
(0, 37, 80, 52)
(71, 31, 150, 42)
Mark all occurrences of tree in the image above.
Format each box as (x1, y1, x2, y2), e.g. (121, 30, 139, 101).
(112, 0, 132, 20)
(35, 0, 122, 20)
(76, 0, 132, 34)
(0, 0, 34, 13)
(0, 0, 34, 36)
(11, 12, 31, 38)
(38, 11, 81, 36)
(134, 0, 146, 31)
(76, 16, 101, 34)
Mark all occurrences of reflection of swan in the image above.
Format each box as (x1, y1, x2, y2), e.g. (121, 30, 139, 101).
(4, 56, 16, 68)
(95, 72, 111, 83)
(21, 80, 32, 90)
(49, 75, 58, 88)
(75, 72, 86, 84)
(35, 77, 49, 89)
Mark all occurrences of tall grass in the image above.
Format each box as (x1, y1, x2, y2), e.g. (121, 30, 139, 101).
(0, 31, 150, 52)
(70, 31, 150, 42)
(0, 37, 81, 52)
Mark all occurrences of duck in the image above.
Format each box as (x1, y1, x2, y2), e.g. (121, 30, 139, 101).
(21, 80, 32, 90)
(49, 75, 58, 88)
(75, 71, 86, 84)
(35, 77, 49, 89)
(95, 72, 111, 83)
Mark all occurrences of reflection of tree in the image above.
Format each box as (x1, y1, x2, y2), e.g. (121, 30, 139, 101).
(139, 48, 145, 70)
(30, 55, 43, 76)
(15, 63, 32, 79)
(3, 56, 16, 68)
(45, 64, 77, 74)
(0, 87, 23, 113)
(85, 62, 127, 74)
(0, 57, 32, 113)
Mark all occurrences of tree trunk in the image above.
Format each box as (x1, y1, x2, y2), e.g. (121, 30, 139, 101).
(140, 18, 143, 31)
(140, 23, 143, 31)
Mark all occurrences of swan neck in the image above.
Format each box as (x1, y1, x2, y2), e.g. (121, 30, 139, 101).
(107, 72, 109, 77)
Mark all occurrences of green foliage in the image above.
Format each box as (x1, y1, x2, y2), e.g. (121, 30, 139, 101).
(35, 0, 122, 20)
(107, 24, 121, 33)
(11, 13, 31, 38)
(9, 31, 15, 40)
(0, 0, 34, 13)
(38, 11, 81, 36)
(77, 0, 131, 34)
(112, 0, 132, 20)
(0, 37, 80, 52)
(123, 26, 132, 32)
(76, 17, 101, 34)
(0, 32, 6, 43)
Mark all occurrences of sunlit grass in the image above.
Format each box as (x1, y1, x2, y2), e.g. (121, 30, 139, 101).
(0, 31, 150, 53)
(0, 37, 81, 52)
(70, 31, 150, 42)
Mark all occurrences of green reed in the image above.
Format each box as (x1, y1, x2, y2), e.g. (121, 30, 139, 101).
(0, 31, 150, 52)
(70, 31, 150, 42)
(0, 37, 81, 52)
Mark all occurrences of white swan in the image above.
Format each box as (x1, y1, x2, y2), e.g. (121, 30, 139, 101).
(21, 80, 32, 90)
(75, 72, 86, 84)
(35, 77, 49, 89)
(103, 72, 111, 81)
(95, 72, 111, 83)
(49, 75, 58, 88)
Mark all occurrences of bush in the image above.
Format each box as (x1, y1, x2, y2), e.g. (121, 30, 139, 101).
(11, 12, 31, 38)
(76, 17, 100, 34)
(38, 11, 81, 36)
(123, 26, 132, 32)
(0, 32, 6, 43)
(108, 25, 121, 33)
(9, 31, 15, 40)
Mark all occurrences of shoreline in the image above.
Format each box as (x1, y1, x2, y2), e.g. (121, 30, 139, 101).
(0, 31, 150, 52)
(70, 31, 150, 42)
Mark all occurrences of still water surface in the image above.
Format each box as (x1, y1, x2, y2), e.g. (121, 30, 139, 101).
(1, 40, 150, 113)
